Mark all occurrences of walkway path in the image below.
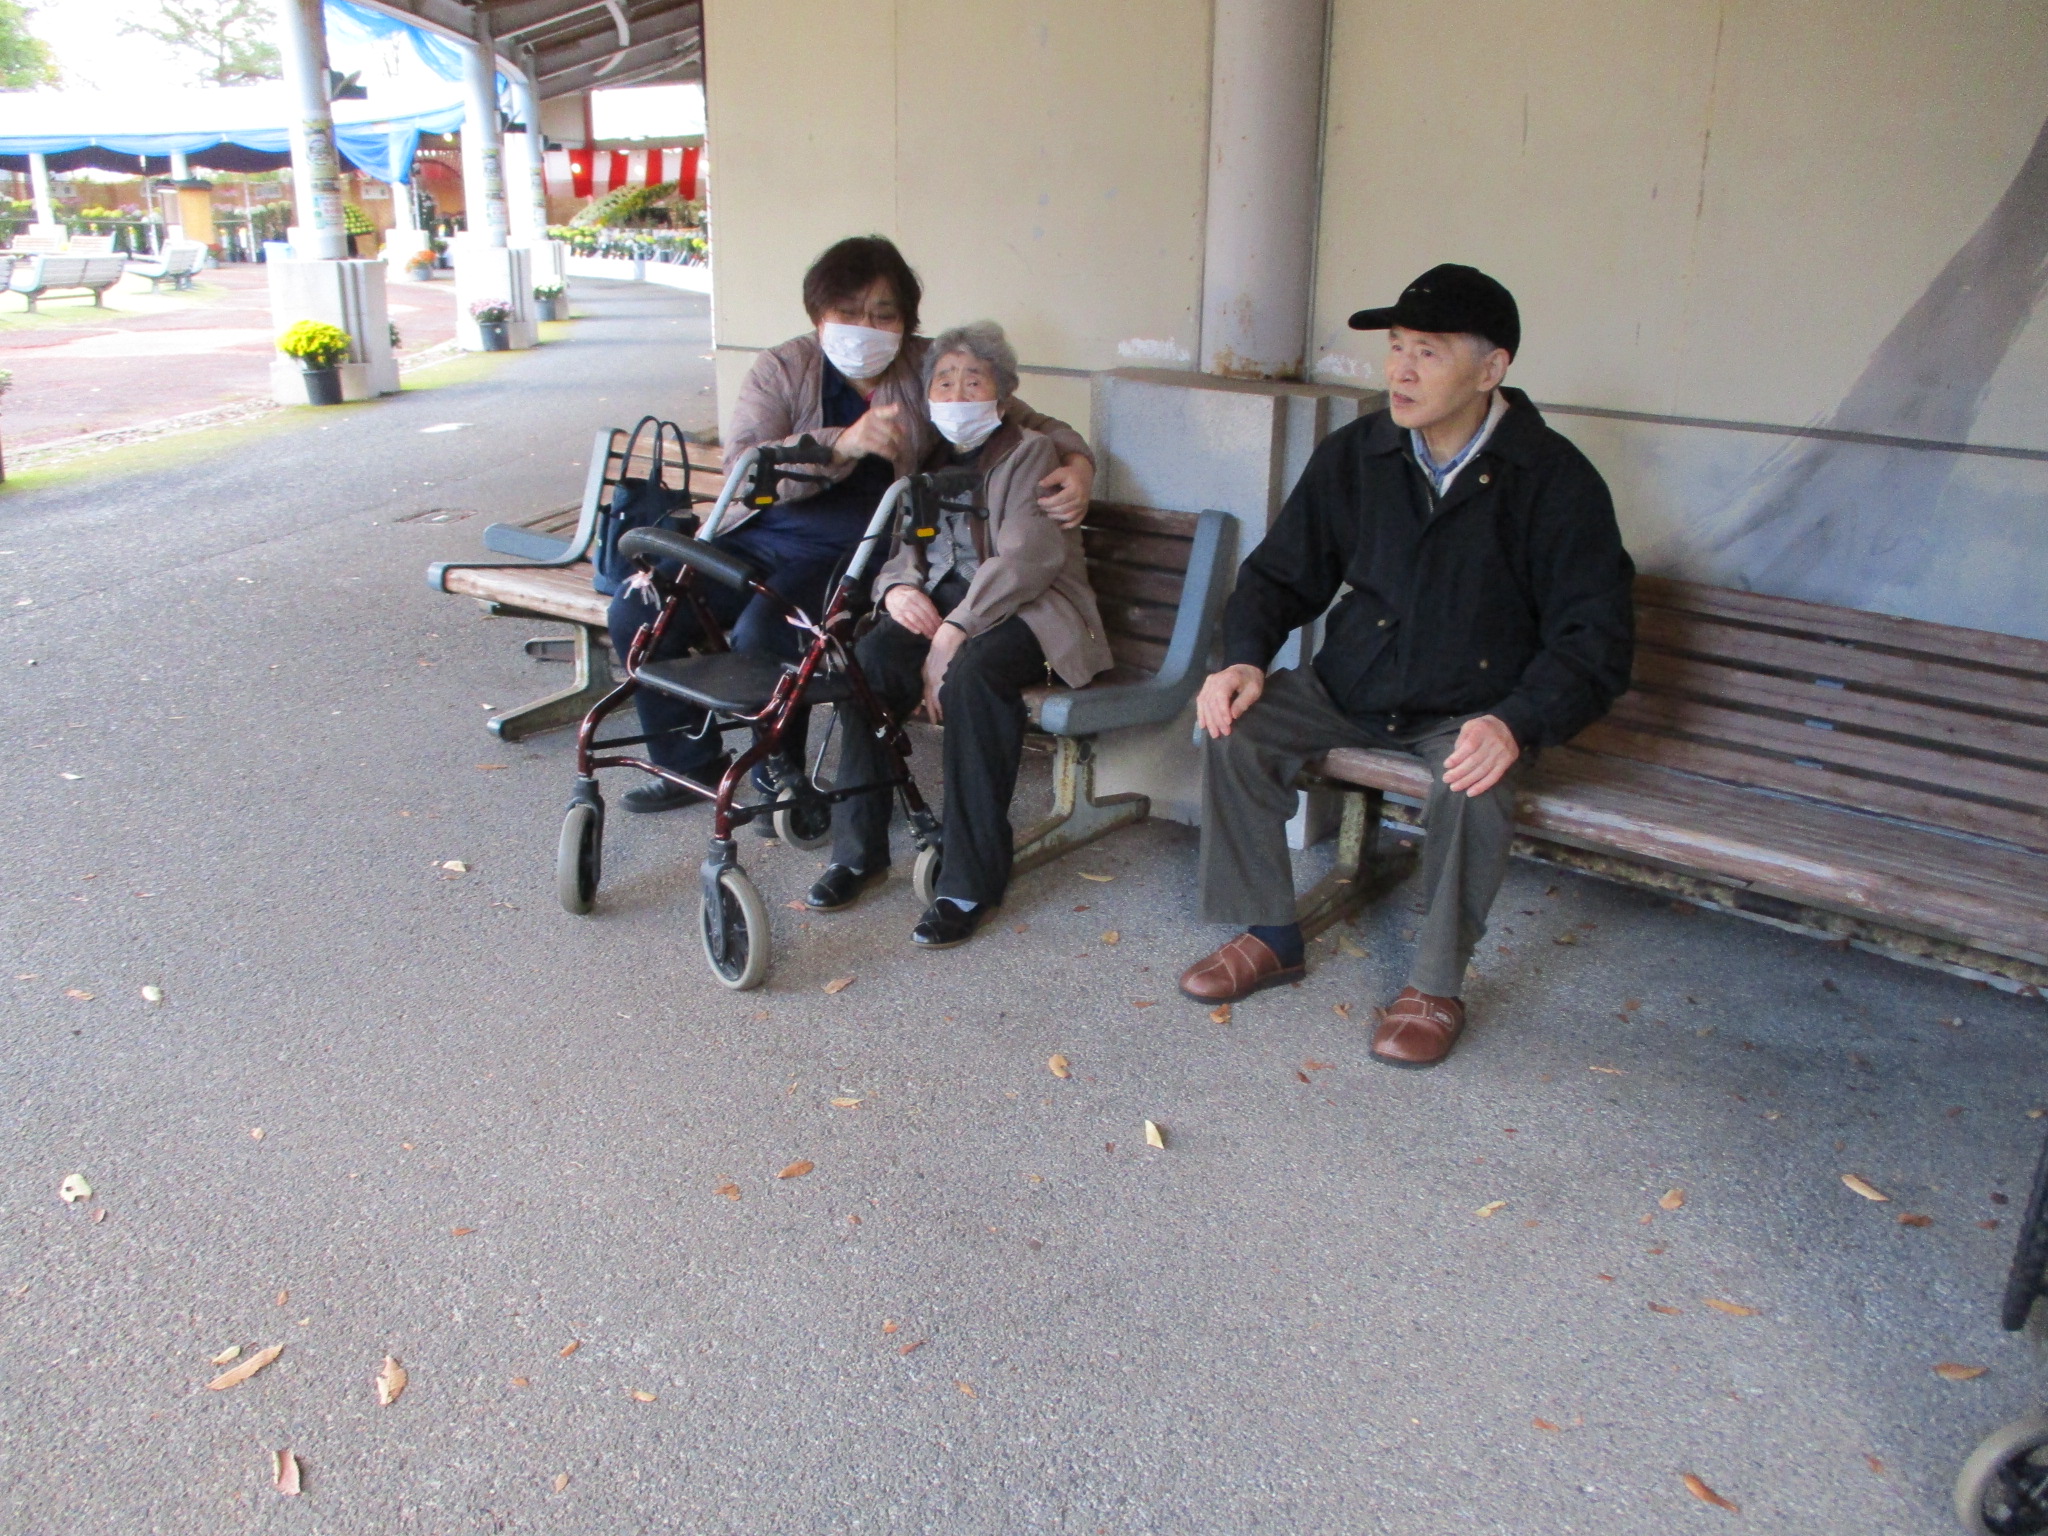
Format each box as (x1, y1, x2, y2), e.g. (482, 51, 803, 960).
(0, 279, 2040, 1533)
(1, 262, 461, 455)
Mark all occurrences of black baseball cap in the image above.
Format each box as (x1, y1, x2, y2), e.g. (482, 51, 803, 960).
(1348, 264, 1519, 358)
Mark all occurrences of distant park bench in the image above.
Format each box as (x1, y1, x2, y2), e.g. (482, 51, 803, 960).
(426, 440, 1236, 873)
(8, 254, 128, 312)
(66, 234, 117, 255)
(1301, 576, 2048, 992)
(127, 242, 205, 292)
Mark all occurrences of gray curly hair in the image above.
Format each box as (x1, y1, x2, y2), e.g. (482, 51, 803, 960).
(923, 320, 1020, 400)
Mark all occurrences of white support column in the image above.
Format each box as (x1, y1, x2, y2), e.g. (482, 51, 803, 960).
(453, 15, 534, 350)
(277, 0, 348, 260)
(169, 150, 191, 181)
(1197, 0, 1329, 380)
(505, 58, 564, 288)
(27, 151, 62, 237)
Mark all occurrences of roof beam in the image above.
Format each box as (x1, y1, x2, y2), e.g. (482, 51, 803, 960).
(537, 35, 698, 96)
(530, 2, 693, 79)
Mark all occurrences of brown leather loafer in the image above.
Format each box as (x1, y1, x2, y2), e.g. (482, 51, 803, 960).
(1370, 987, 1467, 1068)
(1177, 933, 1305, 1003)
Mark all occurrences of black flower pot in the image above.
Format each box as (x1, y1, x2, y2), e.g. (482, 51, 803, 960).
(478, 320, 510, 352)
(302, 365, 344, 406)
(538, 295, 566, 321)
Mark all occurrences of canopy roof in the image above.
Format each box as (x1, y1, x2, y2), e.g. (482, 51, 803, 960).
(366, 0, 702, 99)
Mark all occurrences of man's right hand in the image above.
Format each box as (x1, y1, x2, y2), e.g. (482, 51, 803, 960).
(884, 584, 943, 638)
(1195, 664, 1265, 738)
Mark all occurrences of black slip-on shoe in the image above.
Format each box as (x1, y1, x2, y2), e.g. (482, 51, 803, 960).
(911, 898, 989, 950)
(622, 777, 703, 813)
(804, 863, 890, 912)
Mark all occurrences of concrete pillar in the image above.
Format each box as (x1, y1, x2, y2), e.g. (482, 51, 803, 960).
(460, 17, 509, 248)
(506, 62, 551, 243)
(169, 150, 191, 181)
(1197, 0, 1329, 380)
(27, 151, 62, 237)
(277, 0, 348, 259)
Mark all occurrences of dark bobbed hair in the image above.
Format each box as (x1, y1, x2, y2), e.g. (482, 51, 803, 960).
(801, 235, 923, 335)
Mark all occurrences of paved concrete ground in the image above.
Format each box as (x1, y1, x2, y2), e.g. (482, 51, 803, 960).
(1, 263, 460, 453)
(1, 279, 2043, 1535)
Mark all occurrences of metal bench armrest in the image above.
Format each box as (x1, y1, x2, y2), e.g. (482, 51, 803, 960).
(426, 428, 613, 592)
(1035, 509, 1237, 737)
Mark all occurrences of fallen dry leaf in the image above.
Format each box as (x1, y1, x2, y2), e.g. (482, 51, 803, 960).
(1648, 1303, 1682, 1316)
(1659, 1188, 1686, 1211)
(451, 1226, 475, 1237)
(830, 1097, 862, 1108)
(1209, 1005, 1231, 1025)
(1304, 1059, 1334, 1071)
(1048, 1054, 1071, 1079)
(275, 1289, 289, 1306)
(1841, 1174, 1890, 1202)
(1296, 1071, 1310, 1084)
(714, 1183, 740, 1201)
(955, 1380, 977, 1398)
(511, 1376, 529, 1388)
(1144, 1120, 1166, 1150)
(273, 1449, 300, 1496)
(1532, 1418, 1561, 1433)
(784, 899, 807, 911)
(1475, 1201, 1507, 1218)
(1933, 1362, 1987, 1381)
(210, 1346, 242, 1366)
(58, 1174, 91, 1204)
(1704, 1298, 1757, 1317)
(140, 985, 163, 1004)
(207, 1344, 283, 1391)
(1332, 1002, 1352, 1020)
(899, 1339, 925, 1356)
(559, 1340, 581, 1359)
(250, 1128, 264, 1141)
(822, 976, 855, 995)
(64, 988, 94, 1001)
(1078, 872, 1114, 883)
(1683, 1473, 1738, 1512)
(1588, 1065, 1623, 1075)
(881, 1320, 899, 1334)
(1865, 1455, 1885, 1475)
(1336, 934, 1368, 958)
(1897, 1212, 1933, 1228)
(441, 861, 468, 873)
(1552, 932, 1578, 946)
(1101, 930, 1120, 945)
(552, 1472, 569, 1493)
(475, 764, 508, 772)
(91, 1208, 106, 1224)
(778, 1160, 815, 1180)
(630, 1389, 657, 1402)
(375, 1355, 407, 1406)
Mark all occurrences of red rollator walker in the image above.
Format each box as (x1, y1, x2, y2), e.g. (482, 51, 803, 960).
(556, 440, 977, 989)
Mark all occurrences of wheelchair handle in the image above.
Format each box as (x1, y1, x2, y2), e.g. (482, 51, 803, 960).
(617, 525, 770, 592)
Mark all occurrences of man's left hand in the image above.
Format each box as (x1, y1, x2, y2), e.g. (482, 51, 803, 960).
(1442, 715, 1520, 797)
(922, 623, 966, 722)
(1037, 454, 1095, 529)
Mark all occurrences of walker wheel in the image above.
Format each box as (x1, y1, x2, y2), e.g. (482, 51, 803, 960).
(912, 845, 943, 906)
(772, 791, 833, 851)
(557, 801, 602, 915)
(1955, 1414, 2048, 1535)
(700, 866, 770, 990)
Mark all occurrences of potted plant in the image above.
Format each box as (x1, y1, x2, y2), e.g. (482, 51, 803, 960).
(533, 279, 567, 321)
(277, 320, 352, 405)
(404, 248, 437, 282)
(470, 299, 512, 351)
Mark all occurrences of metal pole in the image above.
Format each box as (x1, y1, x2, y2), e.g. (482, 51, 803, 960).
(276, 0, 348, 259)
(461, 14, 510, 248)
(169, 150, 191, 181)
(1197, 0, 1329, 379)
(28, 151, 56, 227)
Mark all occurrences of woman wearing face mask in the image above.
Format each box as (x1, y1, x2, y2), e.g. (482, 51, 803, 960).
(803, 321, 1113, 949)
(609, 235, 1096, 812)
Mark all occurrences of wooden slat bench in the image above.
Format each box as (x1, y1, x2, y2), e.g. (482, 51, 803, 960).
(8, 254, 128, 312)
(426, 431, 722, 740)
(1300, 575, 2048, 990)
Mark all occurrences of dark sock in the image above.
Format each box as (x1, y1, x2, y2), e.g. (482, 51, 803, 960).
(1248, 922, 1304, 968)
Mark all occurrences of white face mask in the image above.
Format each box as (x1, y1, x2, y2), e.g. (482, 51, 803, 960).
(818, 322, 901, 381)
(929, 396, 1002, 451)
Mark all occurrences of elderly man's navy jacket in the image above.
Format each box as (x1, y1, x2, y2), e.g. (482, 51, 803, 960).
(1220, 387, 1634, 747)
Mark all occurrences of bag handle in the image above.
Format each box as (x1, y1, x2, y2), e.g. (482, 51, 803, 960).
(618, 413, 663, 485)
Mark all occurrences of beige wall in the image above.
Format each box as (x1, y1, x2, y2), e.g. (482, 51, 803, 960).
(703, 0, 1213, 440)
(1311, 0, 2048, 449)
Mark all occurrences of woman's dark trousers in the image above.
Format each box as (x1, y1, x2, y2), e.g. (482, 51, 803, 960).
(830, 610, 1046, 907)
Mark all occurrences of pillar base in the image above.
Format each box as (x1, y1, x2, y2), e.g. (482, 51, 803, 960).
(453, 237, 536, 351)
(266, 256, 398, 399)
(28, 222, 66, 240)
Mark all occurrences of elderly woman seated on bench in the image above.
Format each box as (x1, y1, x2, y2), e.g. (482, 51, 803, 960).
(805, 321, 1114, 948)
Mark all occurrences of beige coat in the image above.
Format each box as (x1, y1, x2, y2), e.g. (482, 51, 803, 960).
(721, 332, 1091, 533)
(873, 422, 1114, 690)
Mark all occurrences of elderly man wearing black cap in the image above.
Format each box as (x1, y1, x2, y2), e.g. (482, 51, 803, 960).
(1176, 265, 1635, 1067)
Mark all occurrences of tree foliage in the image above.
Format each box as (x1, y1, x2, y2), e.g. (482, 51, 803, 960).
(121, 0, 280, 87)
(0, 1, 59, 90)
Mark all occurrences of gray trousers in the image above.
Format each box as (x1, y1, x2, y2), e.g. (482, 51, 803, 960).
(1198, 668, 1529, 997)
